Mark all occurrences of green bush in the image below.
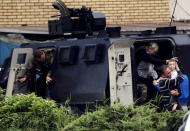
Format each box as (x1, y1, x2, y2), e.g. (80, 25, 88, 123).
(63, 105, 185, 131)
(0, 93, 76, 131)
(0, 89, 186, 131)
(0, 88, 5, 101)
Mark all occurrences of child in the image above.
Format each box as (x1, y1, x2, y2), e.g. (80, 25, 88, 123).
(168, 59, 178, 79)
(168, 60, 189, 111)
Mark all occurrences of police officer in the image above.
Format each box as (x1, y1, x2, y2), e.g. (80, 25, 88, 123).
(33, 49, 55, 98)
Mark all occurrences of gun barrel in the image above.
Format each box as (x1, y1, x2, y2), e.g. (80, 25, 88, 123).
(51, 14, 61, 18)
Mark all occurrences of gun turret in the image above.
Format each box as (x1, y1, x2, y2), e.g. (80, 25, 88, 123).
(48, 0, 106, 38)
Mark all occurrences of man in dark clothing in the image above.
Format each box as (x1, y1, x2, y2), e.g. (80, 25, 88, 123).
(153, 65, 183, 111)
(33, 49, 55, 98)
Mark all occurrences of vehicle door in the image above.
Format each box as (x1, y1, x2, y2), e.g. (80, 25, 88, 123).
(6, 48, 33, 96)
(108, 39, 135, 106)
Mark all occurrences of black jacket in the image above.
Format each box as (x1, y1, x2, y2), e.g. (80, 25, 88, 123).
(158, 71, 184, 108)
(137, 48, 166, 65)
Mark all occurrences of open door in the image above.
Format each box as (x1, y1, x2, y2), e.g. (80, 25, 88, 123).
(6, 48, 33, 96)
(108, 40, 135, 106)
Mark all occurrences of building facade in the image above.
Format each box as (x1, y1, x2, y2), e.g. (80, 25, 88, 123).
(0, 0, 171, 27)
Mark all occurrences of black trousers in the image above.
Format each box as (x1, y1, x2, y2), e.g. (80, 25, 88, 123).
(13, 80, 30, 95)
(36, 75, 47, 98)
(138, 76, 157, 102)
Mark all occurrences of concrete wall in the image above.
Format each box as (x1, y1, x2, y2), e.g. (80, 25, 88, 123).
(0, 0, 170, 27)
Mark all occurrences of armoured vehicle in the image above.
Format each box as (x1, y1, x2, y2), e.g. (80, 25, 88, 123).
(1, 0, 190, 107)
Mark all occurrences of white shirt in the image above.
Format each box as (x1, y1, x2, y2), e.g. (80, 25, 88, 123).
(171, 70, 178, 79)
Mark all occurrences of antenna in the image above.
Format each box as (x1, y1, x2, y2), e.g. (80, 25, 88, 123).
(169, 0, 178, 26)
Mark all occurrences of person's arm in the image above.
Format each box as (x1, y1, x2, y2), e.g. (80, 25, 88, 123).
(158, 79, 170, 93)
(46, 67, 53, 84)
(153, 80, 161, 90)
(168, 77, 182, 97)
(142, 53, 166, 65)
(47, 71, 52, 77)
(155, 84, 161, 91)
(46, 54, 54, 84)
(46, 55, 54, 77)
(179, 74, 189, 100)
(175, 63, 184, 83)
(170, 89, 181, 96)
(172, 103, 178, 111)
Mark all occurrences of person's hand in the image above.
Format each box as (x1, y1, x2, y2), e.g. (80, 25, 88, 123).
(166, 60, 170, 64)
(170, 89, 179, 96)
(17, 77, 27, 83)
(175, 62, 180, 71)
(171, 57, 178, 62)
(153, 80, 158, 85)
(167, 57, 178, 64)
(46, 76, 52, 84)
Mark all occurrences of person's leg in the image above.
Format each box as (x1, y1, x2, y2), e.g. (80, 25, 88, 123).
(36, 76, 47, 98)
(137, 76, 157, 102)
(146, 79, 157, 101)
(140, 77, 157, 102)
(181, 105, 188, 111)
(12, 81, 20, 95)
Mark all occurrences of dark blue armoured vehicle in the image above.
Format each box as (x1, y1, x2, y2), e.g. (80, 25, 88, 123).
(1, 0, 190, 107)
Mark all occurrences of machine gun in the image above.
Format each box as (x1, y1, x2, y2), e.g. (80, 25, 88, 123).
(48, 0, 106, 38)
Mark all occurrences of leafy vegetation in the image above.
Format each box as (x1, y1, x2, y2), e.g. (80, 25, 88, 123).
(0, 90, 76, 131)
(0, 88, 186, 131)
(62, 105, 185, 131)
